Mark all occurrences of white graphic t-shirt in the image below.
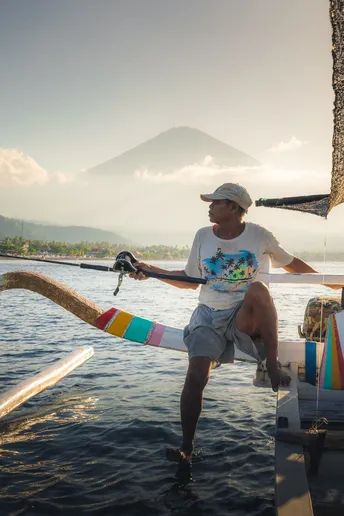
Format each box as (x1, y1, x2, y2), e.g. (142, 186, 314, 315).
(185, 223, 293, 310)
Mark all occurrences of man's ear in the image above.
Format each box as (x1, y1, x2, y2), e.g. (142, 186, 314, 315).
(227, 201, 238, 212)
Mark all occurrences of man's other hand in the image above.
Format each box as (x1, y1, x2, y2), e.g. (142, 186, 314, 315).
(129, 262, 150, 280)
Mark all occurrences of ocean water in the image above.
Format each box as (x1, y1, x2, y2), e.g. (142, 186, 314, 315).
(0, 259, 343, 516)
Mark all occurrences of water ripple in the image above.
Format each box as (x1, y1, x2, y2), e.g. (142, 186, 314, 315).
(1, 260, 342, 515)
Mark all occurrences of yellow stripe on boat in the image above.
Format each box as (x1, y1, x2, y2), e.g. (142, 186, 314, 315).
(107, 310, 134, 337)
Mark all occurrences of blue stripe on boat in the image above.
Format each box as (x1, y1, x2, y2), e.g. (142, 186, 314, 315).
(305, 341, 317, 386)
(324, 320, 333, 389)
(123, 316, 154, 344)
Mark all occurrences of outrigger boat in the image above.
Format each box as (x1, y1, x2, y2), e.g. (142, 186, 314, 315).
(1, 265, 344, 516)
(1, 2, 344, 515)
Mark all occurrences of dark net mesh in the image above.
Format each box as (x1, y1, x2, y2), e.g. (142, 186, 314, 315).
(255, 195, 330, 217)
(256, 2, 344, 217)
(329, 0, 344, 213)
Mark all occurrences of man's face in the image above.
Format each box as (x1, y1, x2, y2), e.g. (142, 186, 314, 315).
(208, 199, 236, 223)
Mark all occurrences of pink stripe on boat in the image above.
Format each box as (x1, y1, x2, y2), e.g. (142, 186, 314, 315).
(96, 308, 118, 330)
(148, 323, 166, 346)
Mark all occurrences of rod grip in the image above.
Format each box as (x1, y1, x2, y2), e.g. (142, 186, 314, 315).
(80, 263, 111, 272)
(143, 270, 206, 284)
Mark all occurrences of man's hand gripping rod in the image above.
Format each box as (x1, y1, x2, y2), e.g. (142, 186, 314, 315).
(112, 251, 206, 296)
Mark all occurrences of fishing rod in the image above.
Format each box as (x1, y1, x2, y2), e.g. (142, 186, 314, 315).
(0, 251, 206, 295)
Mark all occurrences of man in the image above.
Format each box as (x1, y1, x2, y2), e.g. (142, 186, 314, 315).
(129, 183, 318, 470)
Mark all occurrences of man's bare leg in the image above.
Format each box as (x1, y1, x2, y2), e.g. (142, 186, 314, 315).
(235, 282, 290, 392)
(166, 356, 213, 463)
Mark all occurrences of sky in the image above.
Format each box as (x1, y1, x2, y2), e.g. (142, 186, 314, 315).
(0, 0, 342, 250)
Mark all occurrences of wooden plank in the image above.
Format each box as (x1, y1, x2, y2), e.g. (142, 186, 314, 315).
(298, 382, 344, 402)
(275, 441, 314, 516)
(277, 342, 324, 370)
(275, 364, 314, 516)
(299, 400, 344, 424)
(308, 452, 344, 511)
(260, 272, 344, 286)
(276, 429, 344, 451)
(276, 364, 301, 431)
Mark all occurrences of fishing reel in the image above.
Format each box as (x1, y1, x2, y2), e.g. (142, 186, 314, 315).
(112, 251, 139, 296)
(112, 250, 205, 296)
(113, 251, 138, 273)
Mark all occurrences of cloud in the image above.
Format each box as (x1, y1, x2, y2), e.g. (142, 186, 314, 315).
(134, 155, 261, 184)
(0, 148, 77, 187)
(0, 148, 49, 187)
(268, 136, 308, 153)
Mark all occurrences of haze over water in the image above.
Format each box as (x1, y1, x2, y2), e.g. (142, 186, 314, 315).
(1, 1, 343, 252)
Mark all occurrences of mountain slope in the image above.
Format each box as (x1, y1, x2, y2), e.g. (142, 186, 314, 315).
(0, 215, 132, 244)
(88, 126, 260, 175)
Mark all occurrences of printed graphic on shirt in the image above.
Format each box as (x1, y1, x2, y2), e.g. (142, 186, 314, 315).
(203, 249, 258, 293)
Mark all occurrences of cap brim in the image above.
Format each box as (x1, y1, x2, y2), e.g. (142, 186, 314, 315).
(200, 193, 224, 202)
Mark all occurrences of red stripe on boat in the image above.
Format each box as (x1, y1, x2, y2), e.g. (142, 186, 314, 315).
(96, 308, 118, 330)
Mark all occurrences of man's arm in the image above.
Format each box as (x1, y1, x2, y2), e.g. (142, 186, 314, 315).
(283, 257, 343, 289)
(282, 257, 318, 274)
(129, 262, 199, 290)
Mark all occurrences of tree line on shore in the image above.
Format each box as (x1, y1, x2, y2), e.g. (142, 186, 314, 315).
(0, 236, 190, 260)
(1, 236, 344, 262)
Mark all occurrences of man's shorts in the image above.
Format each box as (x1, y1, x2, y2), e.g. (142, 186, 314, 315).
(183, 303, 265, 365)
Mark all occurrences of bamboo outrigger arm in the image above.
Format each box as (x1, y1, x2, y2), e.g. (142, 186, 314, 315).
(0, 271, 100, 421)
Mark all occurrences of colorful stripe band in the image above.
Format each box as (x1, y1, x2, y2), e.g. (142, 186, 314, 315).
(305, 341, 317, 386)
(95, 307, 167, 347)
(320, 313, 344, 390)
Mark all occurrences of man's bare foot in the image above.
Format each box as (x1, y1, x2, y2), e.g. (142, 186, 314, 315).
(165, 447, 191, 463)
(165, 448, 193, 484)
(267, 361, 291, 392)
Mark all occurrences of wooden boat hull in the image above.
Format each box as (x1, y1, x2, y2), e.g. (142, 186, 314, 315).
(275, 359, 344, 516)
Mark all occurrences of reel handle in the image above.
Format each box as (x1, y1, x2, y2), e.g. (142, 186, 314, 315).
(115, 251, 138, 264)
(113, 251, 139, 274)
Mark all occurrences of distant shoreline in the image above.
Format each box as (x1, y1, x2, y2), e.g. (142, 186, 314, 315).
(1, 255, 344, 264)
(0, 256, 184, 262)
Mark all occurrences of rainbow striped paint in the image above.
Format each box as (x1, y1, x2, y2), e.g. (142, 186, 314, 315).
(96, 307, 259, 362)
(319, 312, 344, 389)
(95, 307, 187, 352)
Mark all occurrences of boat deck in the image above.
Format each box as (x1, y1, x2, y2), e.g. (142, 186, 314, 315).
(308, 451, 344, 515)
(299, 399, 344, 427)
(275, 372, 344, 516)
(298, 390, 344, 515)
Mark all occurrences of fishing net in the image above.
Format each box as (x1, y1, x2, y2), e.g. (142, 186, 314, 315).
(256, 1, 344, 217)
(329, 0, 344, 212)
(255, 195, 329, 217)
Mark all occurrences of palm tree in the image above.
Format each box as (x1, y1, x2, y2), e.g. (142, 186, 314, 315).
(215, 249, 225, 261)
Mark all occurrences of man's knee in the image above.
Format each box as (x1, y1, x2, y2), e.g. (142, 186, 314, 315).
(185, 357, 212, 391)
(245, 281, 272, 305)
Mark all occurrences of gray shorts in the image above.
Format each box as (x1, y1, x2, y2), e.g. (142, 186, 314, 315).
(183, 303, 265, 365)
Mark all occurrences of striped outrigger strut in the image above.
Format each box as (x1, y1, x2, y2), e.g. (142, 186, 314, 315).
(95, 307, 169, 348)
(319, 312, 344, 390)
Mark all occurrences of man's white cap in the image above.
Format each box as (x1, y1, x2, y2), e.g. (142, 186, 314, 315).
(200, 183, 252, 212)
